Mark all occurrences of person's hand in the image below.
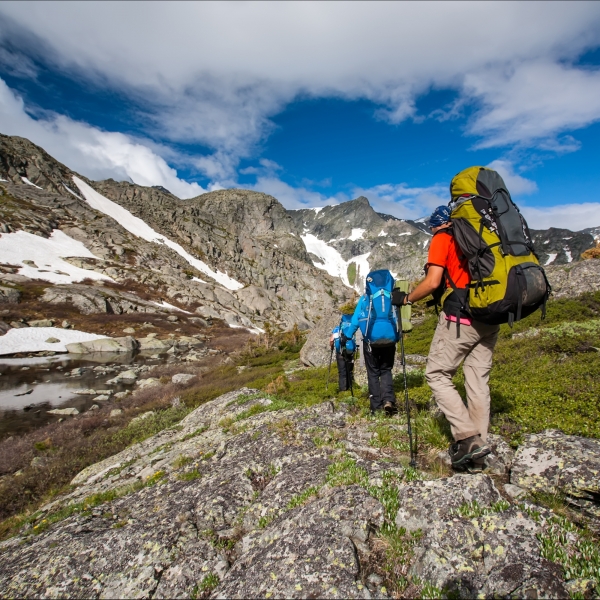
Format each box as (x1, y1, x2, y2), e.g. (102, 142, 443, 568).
(392, 290, 409, 306)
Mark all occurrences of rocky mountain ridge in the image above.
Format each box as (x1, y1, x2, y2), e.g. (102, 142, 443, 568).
(0, 134, 352, 336)
(0, 132, 598, 346)
(289, 198, 431, 290)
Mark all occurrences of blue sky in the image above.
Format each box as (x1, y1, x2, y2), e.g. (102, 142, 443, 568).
(1, 2, 600, 229)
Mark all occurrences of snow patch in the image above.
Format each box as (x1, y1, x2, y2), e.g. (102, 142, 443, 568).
(302, 234, 350, 286)
(151, 301, 192, 314)
(63, 183, 83, 200)
(398, 232, 413, 236)
(0, 327, 107, 356)
(311, 207, 324, 214)
(0, 229, 112, 284)
(378, 230, 387, 237)
(545, 253, 557, 265)
(191, 276, 208, 284)
(349, 228, 366, 241)
(0, 178, 7, 182)
(564, 248, 573, 262)
(73, 176, 244, 291)
(21, 176, 42, 189)
(386, 242, 398, 247)
(422, 239, 429, 248)
(350, 252, 371, 291)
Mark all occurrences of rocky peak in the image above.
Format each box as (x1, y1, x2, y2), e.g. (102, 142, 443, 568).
(0, 134, 76, 196)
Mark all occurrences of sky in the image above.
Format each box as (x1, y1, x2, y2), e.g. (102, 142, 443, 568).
(1, 2, 600, 230)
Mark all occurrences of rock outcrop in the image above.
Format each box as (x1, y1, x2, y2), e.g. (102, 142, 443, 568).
(510, 429, 600, 519)
(545, 258, 600, 299)
(1, 389, 595, 598)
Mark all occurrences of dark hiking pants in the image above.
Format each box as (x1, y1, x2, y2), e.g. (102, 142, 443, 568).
(336, 352, 354, 391)
(363, 341, 396, 412)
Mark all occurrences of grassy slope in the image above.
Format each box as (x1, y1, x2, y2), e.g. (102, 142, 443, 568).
(402, 291, 600, 443)
(2, 293, 599, 538)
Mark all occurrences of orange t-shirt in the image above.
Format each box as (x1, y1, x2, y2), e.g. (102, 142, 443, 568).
(427, 230, 470, 288)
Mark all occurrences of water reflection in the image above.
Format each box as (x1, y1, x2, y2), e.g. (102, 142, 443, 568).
(0, 351, 168, 438)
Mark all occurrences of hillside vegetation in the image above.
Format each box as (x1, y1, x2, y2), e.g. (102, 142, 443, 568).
(403, 291, 600, 443)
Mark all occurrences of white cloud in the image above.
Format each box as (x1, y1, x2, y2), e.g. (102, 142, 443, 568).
(521, 203, 600, 231)
(466, 61, 600, 148)
(1, 2, 599, 174)
(250, 175, 341, 210)
(485, 160, 538, 195)
(351, 183, 448, 220)
(0, 78, 206, 198)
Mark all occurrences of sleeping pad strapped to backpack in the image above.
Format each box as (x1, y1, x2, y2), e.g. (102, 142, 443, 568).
(357, 269, 399, 345)
(449, 166, 551, 326)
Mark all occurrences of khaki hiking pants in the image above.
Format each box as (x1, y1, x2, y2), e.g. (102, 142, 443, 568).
(425, 312, 499, 442)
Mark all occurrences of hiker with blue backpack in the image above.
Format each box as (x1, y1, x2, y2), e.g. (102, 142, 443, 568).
(342, 270, 399, 416)
(329, 314, 356, 392)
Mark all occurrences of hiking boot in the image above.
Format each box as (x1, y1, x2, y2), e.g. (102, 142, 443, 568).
(448, 435, 490, 468)
(383, 401, 397, 416)
(467, 453, 506, 475)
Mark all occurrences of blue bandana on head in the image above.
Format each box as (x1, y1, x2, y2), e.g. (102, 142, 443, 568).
(429, 205, 451, 227)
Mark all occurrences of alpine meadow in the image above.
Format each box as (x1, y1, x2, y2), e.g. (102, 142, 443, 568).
(1, 2, 600, 599)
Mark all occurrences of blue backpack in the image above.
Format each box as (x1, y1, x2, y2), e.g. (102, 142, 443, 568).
(358, 269, 399, 346)
(333, 314, 356, 354)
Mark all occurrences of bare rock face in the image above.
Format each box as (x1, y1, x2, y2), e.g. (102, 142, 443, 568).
(0, 390, 585, 599)
(300, 311, 341, 367)
(545, 258, 600, 298)
(511, 429, 600, 519)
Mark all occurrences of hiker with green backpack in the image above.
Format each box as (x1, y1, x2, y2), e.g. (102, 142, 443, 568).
(392, 166, 550, 472)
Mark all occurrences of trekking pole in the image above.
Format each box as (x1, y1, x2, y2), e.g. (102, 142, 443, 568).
(346, 351, 355, 398)
(398, 307, 417, 468)
(325, 346, 334, 392)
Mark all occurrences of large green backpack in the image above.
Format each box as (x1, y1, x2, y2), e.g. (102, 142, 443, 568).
(449, 166, 550, 326)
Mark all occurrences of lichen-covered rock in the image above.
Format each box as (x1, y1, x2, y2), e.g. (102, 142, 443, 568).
(397, 475, 568, 598)
(217, 486, 383, 599)
(0, 391, 585, 599)
(511, 429, 600, 518)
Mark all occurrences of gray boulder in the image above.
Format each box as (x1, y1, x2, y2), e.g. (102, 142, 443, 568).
(66, 336, 138, 354)
(29, 319, 54, 327)
(47, 407, 79, 416)
(300, 311, 341, 367)
(0, 285, 21, 304)
(511, 429, 600, 519)
(172, 373, 194, 385)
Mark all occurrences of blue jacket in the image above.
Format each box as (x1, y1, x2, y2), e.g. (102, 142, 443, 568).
(341, 295, 369, 340)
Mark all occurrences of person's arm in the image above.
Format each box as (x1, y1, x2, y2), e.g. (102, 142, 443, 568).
(406, 265, 444, 303)
(342, 297, 365, 339)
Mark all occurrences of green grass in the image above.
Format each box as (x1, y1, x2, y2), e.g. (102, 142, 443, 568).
(538, 516, 600, 591)
(287, 485, 321, 509)
(401, 292, 600, 443)
(347, 262, 357, 286)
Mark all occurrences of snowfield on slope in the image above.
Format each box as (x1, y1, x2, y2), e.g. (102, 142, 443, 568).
(301, 233, 370, 291)
(73, 177, 244, 291)
(0, 230, 112, 284)
(0, 327, 107, 356)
